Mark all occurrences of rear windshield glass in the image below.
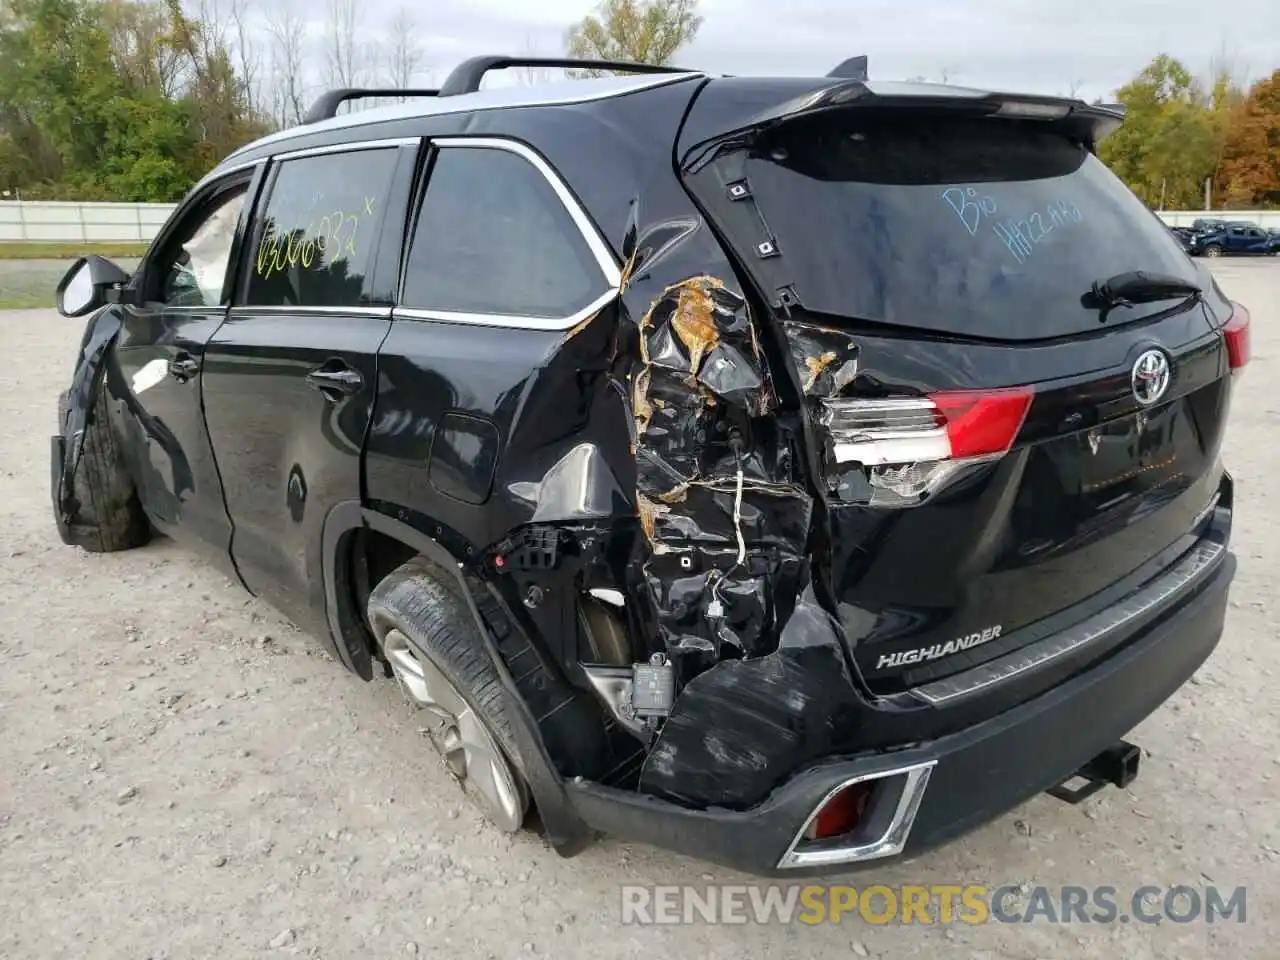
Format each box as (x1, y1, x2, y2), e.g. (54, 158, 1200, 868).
(733, 114, 1198, 340)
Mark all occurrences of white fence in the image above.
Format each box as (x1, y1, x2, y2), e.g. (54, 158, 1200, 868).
(1, 200, 1277, 245)
(0, 201, 177, 243)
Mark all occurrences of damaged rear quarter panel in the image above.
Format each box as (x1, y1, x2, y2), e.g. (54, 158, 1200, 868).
(361, 85, 888, 807)
(611, 155, 878, 809)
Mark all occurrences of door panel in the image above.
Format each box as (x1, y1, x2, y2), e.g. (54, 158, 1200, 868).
(111, 307, 230, 546)
(367, 140, 622, 545)
(109, 170, 259, 576)
(202, 311, 390, 632)
(199, 143, 415, 635)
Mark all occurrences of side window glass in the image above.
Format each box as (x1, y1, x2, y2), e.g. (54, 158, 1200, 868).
(160, 186, 247, 307)
(245, 149, 399, 308)
(401, 146, 610, 319)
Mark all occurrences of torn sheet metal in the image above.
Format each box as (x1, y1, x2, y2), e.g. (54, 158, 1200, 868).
(782, 320, 860, 397)
(507, 443, 628, 522)
(53, 308, 124, 530)
(638, 585, 858, 808)
(626, 273, 813, 685)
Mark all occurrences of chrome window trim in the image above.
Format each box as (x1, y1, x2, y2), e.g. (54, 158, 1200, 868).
(188, 158, 265, 201)
(216, 136, 623, 329)
(428, 136, 622, 287)
(392, 137, 622, 331)
(271, 137, 419, 162)
(393, 287, 618, 333)
(227, 305, 394, 318)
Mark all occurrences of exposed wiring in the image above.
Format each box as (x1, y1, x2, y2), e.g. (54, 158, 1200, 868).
(732, 459, 746, 567)
(707, 428, 749, 621)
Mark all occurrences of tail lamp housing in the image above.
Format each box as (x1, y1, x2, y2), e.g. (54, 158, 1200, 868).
(1223, 301, 1250, 373)
(820, 386, 1033, 506)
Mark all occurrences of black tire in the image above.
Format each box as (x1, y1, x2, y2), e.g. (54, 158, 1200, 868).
(56, 389, 151, 552)
(1203, 244, 1223, 258)
(366, 558, 530, 826)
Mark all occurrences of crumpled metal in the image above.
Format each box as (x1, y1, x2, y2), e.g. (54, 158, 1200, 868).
(782, 320, 860, 397)
(627, 275, 814, 679)
(508, 443, 629, 522)
(638, 584, 858, 808)
(55, 308, 124, 526)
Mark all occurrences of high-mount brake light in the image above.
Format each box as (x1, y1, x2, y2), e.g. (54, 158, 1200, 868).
(1223, 302, 1250, 372)
(995, 100, 1071, 120)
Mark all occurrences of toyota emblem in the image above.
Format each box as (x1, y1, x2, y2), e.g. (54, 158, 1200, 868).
(1131, 349, 1171, 406)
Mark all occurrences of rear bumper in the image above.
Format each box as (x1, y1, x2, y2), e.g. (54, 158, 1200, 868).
(566, 546, 1235, 876)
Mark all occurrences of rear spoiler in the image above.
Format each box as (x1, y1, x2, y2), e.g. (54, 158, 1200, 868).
(679, 80, 1126, 165)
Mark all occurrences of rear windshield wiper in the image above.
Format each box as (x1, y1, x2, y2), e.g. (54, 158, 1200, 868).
(1088, 270, 1202, 320)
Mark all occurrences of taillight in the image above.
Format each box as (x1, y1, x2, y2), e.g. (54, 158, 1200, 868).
(931, 387, 1035, 459)
(821, 386, 1033, 507)
(1223, 302, 1250, 372)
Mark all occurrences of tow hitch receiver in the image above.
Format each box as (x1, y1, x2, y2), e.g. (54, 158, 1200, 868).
(1047, 741, 1141, 804)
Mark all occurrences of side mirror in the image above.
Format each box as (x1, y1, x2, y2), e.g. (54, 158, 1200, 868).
(56, 255, 132, 318)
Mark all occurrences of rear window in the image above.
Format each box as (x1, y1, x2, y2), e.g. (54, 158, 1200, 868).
(719, 115, 1198, 340)
(402, 146, 609, 320)
(245, 148, 399, 308)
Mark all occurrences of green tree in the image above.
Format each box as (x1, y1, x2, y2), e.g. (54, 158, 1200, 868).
(0, 0, 267, 200)
(0, 0, 122, 187)
(1099, 55, 1219, 208)
(565, 0, 702, 72)
(1097, 54, 1259, 210)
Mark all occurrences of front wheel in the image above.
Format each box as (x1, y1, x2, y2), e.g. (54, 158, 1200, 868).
(55, 389, 151, 552)
(366, 559, 530, 832)
(1203, 244, 1223, 258)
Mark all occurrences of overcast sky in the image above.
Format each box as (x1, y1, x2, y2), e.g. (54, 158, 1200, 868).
(354, 0, 1278, 102)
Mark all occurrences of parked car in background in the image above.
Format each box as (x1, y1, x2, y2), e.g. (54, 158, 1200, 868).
(1187, 222, 1280, 257)
(1190, 218, 1228, 233)
(1167, 224, 1194, 250)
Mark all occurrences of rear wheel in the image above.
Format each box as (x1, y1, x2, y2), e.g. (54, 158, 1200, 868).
(56, 389, 150, 552)
(1203, 244, 1223, 258)
(366, 559, 530, 832)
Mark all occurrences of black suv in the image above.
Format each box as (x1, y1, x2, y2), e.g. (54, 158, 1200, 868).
(51, 55, 1247, 875)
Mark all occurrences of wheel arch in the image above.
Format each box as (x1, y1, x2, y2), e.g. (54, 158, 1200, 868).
(319, 499, 594, 856)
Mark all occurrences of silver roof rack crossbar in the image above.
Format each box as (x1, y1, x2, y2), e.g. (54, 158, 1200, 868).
(303, 89, 441, 124)
(438, 55, 697, 97)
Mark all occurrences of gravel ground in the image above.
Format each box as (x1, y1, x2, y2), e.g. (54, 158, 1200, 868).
(1, 261, 1277, 959)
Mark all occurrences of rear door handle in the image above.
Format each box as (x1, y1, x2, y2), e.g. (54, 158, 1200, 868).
(168, 355, 200, 382)
(305, 364, 363, 400)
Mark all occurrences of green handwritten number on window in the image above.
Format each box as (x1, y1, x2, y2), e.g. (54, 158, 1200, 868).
(254, 205, 367, 279)
(255, 227, 273, 277)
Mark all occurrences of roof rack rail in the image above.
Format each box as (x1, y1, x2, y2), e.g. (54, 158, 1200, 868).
(438, 55, 697, 97)
(826, 55, 869, 80)
(303, 88, 440, 124)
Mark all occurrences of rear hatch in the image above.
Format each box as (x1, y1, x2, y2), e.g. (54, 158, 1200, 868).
(679, 82, 1242, 693)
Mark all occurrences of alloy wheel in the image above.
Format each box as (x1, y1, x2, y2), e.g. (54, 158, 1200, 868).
(383, 628, 528, 831)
